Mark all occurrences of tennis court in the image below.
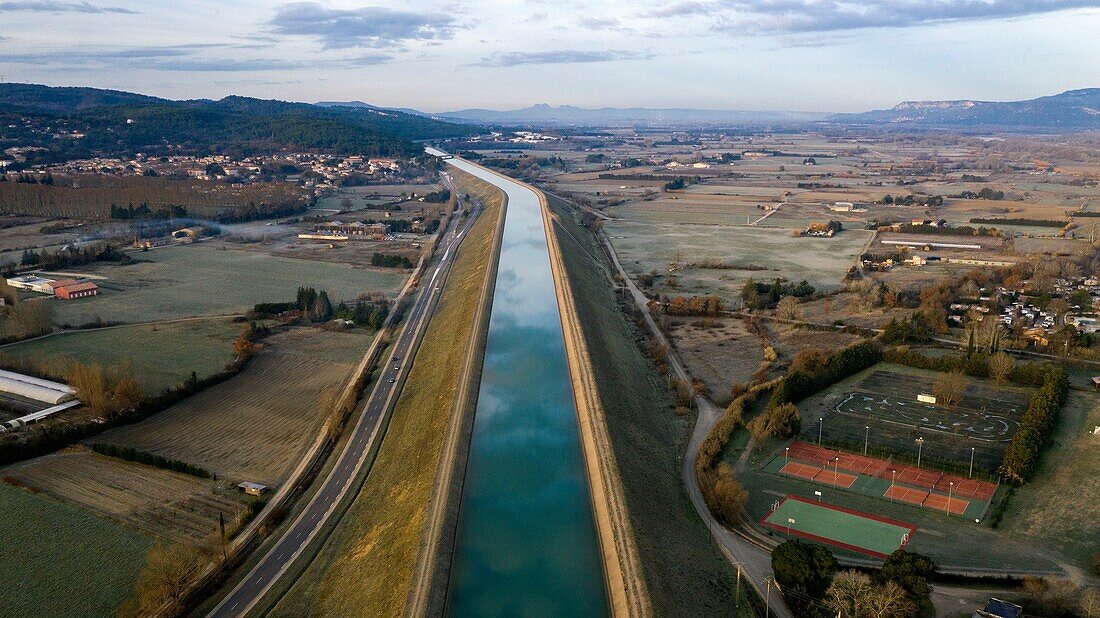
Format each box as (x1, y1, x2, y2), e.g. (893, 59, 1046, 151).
(780, 461, 857, 488)
(884, 484, 970, 515)
(762, 495, 915, 558)
(884, 484, 929, 506)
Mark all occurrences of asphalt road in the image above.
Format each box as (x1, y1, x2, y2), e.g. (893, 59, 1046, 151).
(208, 173, 479, 618)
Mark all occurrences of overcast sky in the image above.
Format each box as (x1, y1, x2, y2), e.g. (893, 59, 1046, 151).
(1, 1, 1099, 112)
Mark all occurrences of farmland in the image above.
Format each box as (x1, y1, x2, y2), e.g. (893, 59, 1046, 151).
(0, 317, 241, 393)
(604, 219, 869, 303)
(2, 449, 243, 544)
(96, 327, 371, 486)
(0, 482, 153, 618)
(49, 242, 406, 325)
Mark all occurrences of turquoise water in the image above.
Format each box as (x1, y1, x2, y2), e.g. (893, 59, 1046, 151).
(440, 156, 608, 617)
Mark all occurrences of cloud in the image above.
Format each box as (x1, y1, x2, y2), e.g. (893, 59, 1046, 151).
(0, 45, 310, 71)
(645, 1, 715, 18)
(477, 49, 651, 67)
(268, 2, 457, 49)
(0, 1, 136, 13)
(709, 0, 1100, 34)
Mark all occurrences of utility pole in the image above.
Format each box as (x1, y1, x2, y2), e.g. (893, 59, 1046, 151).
(765, 578, 772, 618)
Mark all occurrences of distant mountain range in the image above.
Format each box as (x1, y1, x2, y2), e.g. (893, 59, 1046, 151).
(320, 101, 827, 127)
(828, 88, 1100, 130)
(0, 83, 476, 164)
(323, 90, 1100, 131)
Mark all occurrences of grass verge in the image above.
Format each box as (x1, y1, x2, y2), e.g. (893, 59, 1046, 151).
(547, 195, 751, 614)
(268, 169, 503, 616)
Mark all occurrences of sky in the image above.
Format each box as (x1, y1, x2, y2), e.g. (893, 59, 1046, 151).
(1, 1, 1099, 112)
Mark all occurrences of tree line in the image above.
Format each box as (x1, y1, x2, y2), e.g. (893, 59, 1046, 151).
(91, 442, 211, 478)
(370, 252, 413, 268)
(741, 277, 815, 310)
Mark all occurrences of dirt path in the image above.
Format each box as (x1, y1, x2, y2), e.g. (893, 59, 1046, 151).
(598, 225, 794, 618)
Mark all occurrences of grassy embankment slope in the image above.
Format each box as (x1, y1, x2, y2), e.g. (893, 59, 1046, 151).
(269, 168, 503, 616)
(0, 318, 241, 393)
(546, 194, 750, 614)
(0, 483, 153, 618)
(999, 388, 1100, 573)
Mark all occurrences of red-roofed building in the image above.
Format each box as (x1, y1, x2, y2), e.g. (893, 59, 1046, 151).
(54, 281, 99, 300)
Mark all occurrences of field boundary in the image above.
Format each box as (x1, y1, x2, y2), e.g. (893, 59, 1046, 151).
(538, 175, 651, 616)
(157, 253, 425, 617)
(406, 169, 507, 616)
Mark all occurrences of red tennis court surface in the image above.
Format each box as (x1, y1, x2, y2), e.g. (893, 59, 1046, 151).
(884, 484, 928, 506)
(884, 484, 970, 515)
(780, 461, 857, 488)
(780, 461, 821, 481)
(787, 441, 997, 502)
(922, 492, 969, 515)
(786, 441, 839, 465)
(814, 468, 858, 488)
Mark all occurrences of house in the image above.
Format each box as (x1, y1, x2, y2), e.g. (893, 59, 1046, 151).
(917, 393, 937, 404)
(54, 281, 99, 300)
(973, 598, 1023, 618)
(238, 481, 268, 496)
(830, 202, 853, 212)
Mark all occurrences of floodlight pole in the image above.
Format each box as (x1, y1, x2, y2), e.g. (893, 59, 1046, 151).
(834, 456, 840, 479)
(969, 447, 975, 479)
(864, 425, 870, 455)
(818, 417, 824, 446)
(765, 578, 772, 618)
(785, 446, 789, 463)
(948, 481, 955, 511)
(916, 437, 925, 468)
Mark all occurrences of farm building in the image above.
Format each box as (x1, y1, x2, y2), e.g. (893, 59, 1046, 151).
(238, 481, 268, 496)
(54, 281, 99, 300)
(314, 221, 390, 239)
(0, 369, 77, 405)
(172, 226, 204, 240)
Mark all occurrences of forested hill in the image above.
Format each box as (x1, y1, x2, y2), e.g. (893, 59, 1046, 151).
(0, 83, 478, 163)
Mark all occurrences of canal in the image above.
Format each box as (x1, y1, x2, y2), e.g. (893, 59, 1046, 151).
(436, 153, 608, 616)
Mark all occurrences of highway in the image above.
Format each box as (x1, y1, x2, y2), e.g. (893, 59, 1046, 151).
(208, 170, 480, 618)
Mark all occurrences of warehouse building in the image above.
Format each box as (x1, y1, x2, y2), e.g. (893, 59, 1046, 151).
(53, 281, 99, 300)
(5, 275, 56, 294)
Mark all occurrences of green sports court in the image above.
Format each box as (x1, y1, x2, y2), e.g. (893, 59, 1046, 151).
(761, 495, 916, 558)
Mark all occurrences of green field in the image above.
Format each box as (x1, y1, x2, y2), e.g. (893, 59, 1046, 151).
(763, 496, 914, 558)
(999, 388, 1100, 571)
(49, 243, 407, 325)
(0, 318, 241, 393)
(0, 483, 153, 618)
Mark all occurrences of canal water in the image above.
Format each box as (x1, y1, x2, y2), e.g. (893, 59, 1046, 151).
(438, 154, 608, 616)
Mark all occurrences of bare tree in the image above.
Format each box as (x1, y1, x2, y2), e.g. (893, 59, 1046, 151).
(776, 295, 802, 321)
(1080, 588, 1100, 618)
(933, 371, 967, 407)
(118, 542, 211, 618)
(825, 571, 915, 618)
(988, 351, 1016, 383)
